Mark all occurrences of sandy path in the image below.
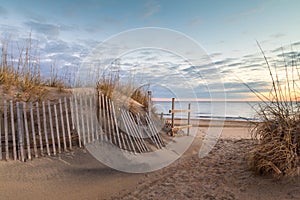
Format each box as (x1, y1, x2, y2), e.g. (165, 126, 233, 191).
(1, 122, 299, 200)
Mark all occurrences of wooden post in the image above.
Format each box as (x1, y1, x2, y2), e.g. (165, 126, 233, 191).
(54, 105, 61, 153)
(111, 101, 122, 149)
(42, 101, 50, 156)
(171, 98, 175, 136)
(74, 95, 82, 147)
(16, 102, 25, 162)
(84, 95, 90, 143)
(30, 102, 38, 158)
(160, 112, 163, 120)
(98, 94, 104, 141)
(64, 97, 72, 150)
(69, 97, 75, 130)
(147, 91, 152, 117)
(10, 100, 17, 160)
(187, 103, 191, 136)
(108, 99, 116, 145)
(101, 94, 107, 142)
(4, 100, 9, 160)
(105, 95, 112, 143)
(36, 102, 44, 156)
(59, 99, 67, 151)
(23, 102, 31, 160)
(90, 96, 95, 142)
(79, 95, 86, 146)
(48, 101, 56, 155)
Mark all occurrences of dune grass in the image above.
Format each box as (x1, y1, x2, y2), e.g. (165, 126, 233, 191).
(247, 43, 300, 178)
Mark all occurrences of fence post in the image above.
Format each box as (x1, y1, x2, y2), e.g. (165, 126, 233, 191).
(74, 95, 82, 147)
(79, 95, 86, 146)
(36, 102, 44, 156)
(4, 100, 9, 160)
(171, 98, 175, 136)
(16, 102, 25, 162)
(42, 101, 50, 156)
(59, 99, 67, 151)
(10, 100, 17, 160)
(48, 101, 56, 155)
(30, 102, 38, 158)
(187, 103, 191, 136)
(64, 97, 72, 150)
(148, 91, 152, 117)
(23, 102, 31, 160)
(54, 104, 61, 153)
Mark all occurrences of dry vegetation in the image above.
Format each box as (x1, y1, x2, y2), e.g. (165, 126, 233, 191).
(248, 44, 300, 178)
(0, 37, 67, 102)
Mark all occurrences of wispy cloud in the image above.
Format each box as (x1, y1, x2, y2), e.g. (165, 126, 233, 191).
(270, 33, 286, 39)
(142, 0, 160, 18)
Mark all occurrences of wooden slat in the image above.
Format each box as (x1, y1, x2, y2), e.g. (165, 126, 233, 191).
(42, 101, 50, 156)
(36, 102, 44, 156)
(54, 104, 61, 153)
(169, 109, 192, 114)
(64, 97, 72, 150)
(16, 102, 25, 162)
(30, 102, 38, 158)
(10, 101, 17, 160)
(171, 124, 192, 131)
(74, 95, 82, 147)
(48, 101, 56, 155)
(4, 101, 9, 160)
(59, 99, 67, 151)
(23, 102, 31, 160)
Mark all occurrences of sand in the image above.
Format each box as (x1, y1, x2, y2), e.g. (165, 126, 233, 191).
(0, 120, 300, 200)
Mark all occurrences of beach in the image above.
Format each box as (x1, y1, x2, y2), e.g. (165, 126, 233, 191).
(0, 120, 299, 200)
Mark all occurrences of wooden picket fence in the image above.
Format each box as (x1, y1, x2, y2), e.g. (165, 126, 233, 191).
(0, 91, 165, 162)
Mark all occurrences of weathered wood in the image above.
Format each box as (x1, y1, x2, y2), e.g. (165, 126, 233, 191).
(124, 110, 142, 152)
(108, 98, 116, 145)
(23, 102, 31, 160)
(171, 98, 175, 135)
(187, 103, 191, 136)
(36, 102, 44, 156)
(169, 109, 192, 113)
(16, 102, 25, 162)
(129, 112, 149, 152)
(59, 99, 67, 151)
(101, 94, 107, 142)
(84, 95, 91, 143)
(79, 95, 86, 145)
(127, 111, 146, 152)
(120, 110, 136, 154)
(48, 101, 56, 155)
(98, 93, 103, 141)
(54, 104, 61, 153)
(74, 95, 82, 147)
(90, 96, 95, 142)
(10, 100, 17, 160)
(105, 95, 112, 143)
(64, 97, 72, 150)
(42, 101, 50, 156)
(171, 125, 192, 131)
(69, 97, 75, 130)
(145, 115, 160, 149)
(4, 101, 9, 160)
(30, 102, 38, 158)
(111, 101, 122, 149)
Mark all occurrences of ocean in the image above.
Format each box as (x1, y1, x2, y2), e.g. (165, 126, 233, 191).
(152, 101, 261, 121)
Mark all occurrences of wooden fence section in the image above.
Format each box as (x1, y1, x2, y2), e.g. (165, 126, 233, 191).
(169, 98, 192, 136)
(0, 91, 165, 162)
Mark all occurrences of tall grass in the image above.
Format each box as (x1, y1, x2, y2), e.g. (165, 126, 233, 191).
(0, 36, 66, 101)
(248, 43, 300, 178)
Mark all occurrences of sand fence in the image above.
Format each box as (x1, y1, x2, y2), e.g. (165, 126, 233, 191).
(0, 91, 165, 162)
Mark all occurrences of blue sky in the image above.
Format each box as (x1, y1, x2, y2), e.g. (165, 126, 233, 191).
(0, 0, 300, 100)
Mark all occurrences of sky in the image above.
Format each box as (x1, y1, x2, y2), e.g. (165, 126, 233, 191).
(0, 0, 300, 101)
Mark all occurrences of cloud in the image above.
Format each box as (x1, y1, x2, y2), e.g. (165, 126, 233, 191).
(24, 20, 60, 40)
(187, 17, 202, 28)
(142, 0, 160, 18)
